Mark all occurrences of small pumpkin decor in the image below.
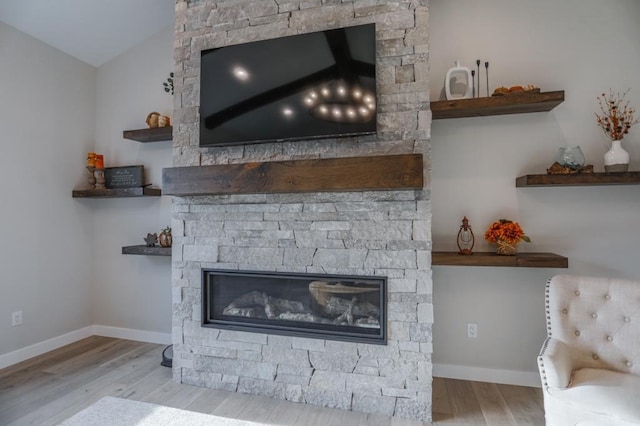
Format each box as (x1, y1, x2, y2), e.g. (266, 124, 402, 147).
(484, 219, 530, 256)
(158, 227, 172, 248)
(145, 112, 171, 128)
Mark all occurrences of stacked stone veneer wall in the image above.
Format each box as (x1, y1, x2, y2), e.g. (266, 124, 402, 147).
(171, 0, 432, 421)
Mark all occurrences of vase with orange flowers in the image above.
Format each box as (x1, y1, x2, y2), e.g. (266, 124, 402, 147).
(484, 219, 531, 256)
(595, 89, 639, 172)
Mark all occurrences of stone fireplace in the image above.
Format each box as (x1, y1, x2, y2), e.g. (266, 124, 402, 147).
(170, 0, 431, 421)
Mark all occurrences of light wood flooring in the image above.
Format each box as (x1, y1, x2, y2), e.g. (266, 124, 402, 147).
(0, 337, 545, 425)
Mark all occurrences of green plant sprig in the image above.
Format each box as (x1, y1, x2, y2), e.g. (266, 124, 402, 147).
(163, 72, 174, 95)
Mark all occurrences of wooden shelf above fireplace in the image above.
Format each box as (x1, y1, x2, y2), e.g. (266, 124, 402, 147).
(72, 187, 162, 198)
(516, 172, 640, 187)
(430, 91, 565, 120)
(122, 245, 171, 256)
(432, 251, 568, 268)
(162, 154, 424, 196)
(123, 126, 172, 142)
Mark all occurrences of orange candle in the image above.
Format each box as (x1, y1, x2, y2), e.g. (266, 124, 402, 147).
(95, 154, 104, 169)
(87, 152, 96, 167)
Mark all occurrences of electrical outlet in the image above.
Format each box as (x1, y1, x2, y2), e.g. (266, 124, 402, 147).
(12, 311, 23, 326)
(467, 322, 478, 338)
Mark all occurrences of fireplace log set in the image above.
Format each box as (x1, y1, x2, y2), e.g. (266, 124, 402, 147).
(222, 281, 380, 329)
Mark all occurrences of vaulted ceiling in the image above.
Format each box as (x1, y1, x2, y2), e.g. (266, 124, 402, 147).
(0, 0, 174, 67)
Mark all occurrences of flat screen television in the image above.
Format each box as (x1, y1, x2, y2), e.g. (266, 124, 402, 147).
(199, 24, 377, 147)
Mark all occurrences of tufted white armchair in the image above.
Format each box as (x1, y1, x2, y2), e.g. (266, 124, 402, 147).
(538, 275, 640, 425)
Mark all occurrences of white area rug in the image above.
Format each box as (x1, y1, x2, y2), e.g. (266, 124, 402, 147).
(59, 396, 268, 426)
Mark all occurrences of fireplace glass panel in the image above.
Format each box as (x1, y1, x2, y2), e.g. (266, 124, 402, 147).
(202, 270, 386, 344)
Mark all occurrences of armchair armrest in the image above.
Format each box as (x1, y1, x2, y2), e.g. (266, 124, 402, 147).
(538, 337, 573, 389)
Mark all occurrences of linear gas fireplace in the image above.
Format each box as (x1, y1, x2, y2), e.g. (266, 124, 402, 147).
(202, 270, 386, 344)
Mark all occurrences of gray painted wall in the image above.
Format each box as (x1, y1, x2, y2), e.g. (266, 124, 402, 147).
(430, 0, 640, 385)
(0, 22, 95, 357)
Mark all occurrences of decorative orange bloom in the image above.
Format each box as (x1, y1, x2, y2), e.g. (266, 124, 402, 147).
(484, 219, 531, 245)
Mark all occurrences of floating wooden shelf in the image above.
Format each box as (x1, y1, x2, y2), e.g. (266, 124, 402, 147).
(123, 126, 172, 142)
(122, 245, 171, 256)
(163, 154, 424, 196)
(430, 91, 565, 120)
(516, 172, 640, 187)
(432, 251, 568, 268)
(72, 187, 162, 198)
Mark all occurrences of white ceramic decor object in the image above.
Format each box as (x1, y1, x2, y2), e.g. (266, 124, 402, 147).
(445, 60, 473, 100)
(604, 140, 629, 172)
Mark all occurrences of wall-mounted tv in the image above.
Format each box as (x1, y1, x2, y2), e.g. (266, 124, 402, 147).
(199, 24, 377, 147)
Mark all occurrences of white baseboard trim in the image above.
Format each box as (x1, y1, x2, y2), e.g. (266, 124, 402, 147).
(434, 363, 542, 388)
(92, 325, 171, 345)
(0, 326, 94, 370)
(0, 325, 171, 370)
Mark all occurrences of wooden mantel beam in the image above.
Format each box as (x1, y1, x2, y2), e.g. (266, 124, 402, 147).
(162, 154, 424, 196)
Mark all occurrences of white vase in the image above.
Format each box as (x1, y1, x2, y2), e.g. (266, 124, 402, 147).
(604, 140, 629, 172)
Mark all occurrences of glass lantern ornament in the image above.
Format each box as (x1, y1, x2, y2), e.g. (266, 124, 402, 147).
(457, 216, 475, 255)
(445, 60, 473, 100)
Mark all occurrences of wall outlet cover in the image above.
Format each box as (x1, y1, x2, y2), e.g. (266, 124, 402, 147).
(11, 311, 23, 326)
(467, 322, 478, 338)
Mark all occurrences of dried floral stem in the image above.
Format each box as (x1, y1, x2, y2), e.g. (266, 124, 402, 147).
(163, 72, 174, 95)
(595, 89, 639, 141)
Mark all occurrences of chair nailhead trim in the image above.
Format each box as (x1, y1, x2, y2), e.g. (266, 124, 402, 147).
(607, 336, 613, 342)
(591, 313, 598, 319)
(575, 330, 580, 336)
(605, 294, 611, 300)
(593, 354, 599, 360)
